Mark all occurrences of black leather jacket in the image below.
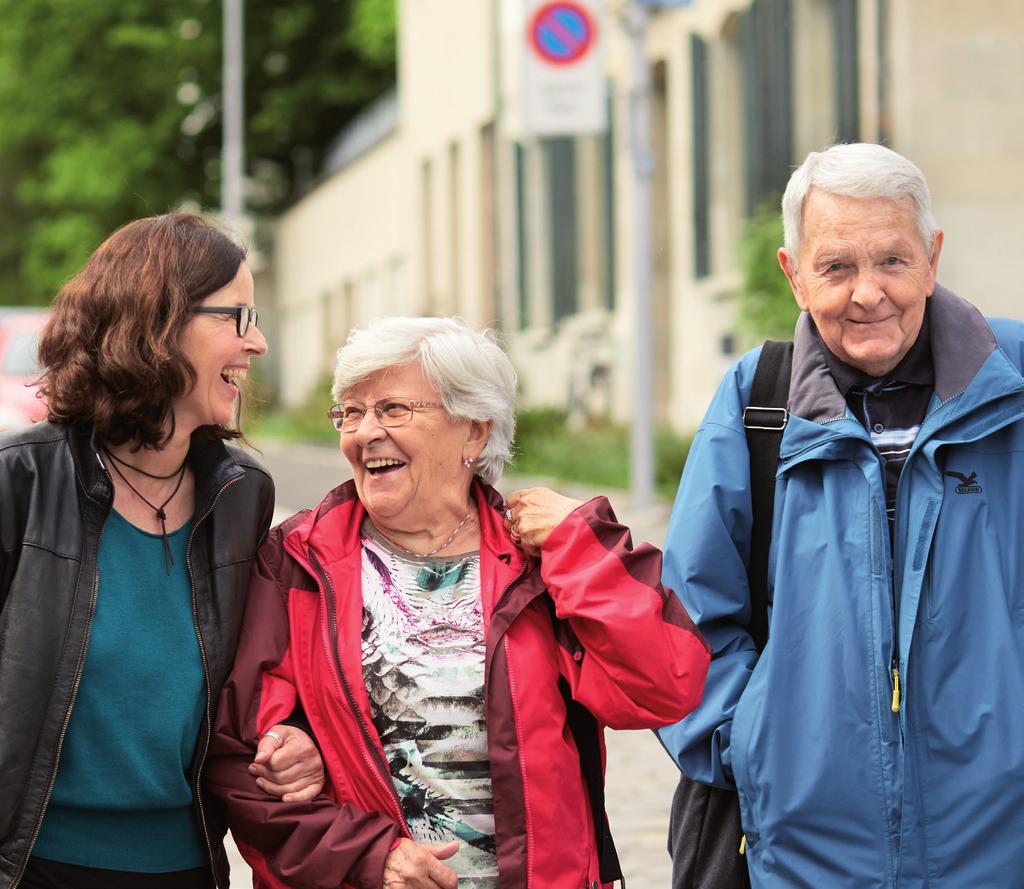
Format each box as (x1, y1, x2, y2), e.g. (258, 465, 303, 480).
(0, 422, 274, 888)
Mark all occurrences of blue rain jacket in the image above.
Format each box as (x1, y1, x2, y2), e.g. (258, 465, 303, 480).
(658, 287, 1024, 888)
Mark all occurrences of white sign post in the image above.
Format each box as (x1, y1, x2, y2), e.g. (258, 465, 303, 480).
(626, 0, 693, 509)
(522, 0, 606, 136)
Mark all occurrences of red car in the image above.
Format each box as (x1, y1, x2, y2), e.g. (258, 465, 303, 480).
(0, 309, 49, 432)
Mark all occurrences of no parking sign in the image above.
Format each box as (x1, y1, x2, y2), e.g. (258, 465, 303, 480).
(530, 2, 596, 65)
(523, 0, 606, 135)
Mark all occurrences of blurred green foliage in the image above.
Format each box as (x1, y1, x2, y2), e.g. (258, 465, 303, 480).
(511, 408, 692, 499)
(736, 198, 800, 342)
(249, 380, 338, 445)
(0, 0, 396, 305)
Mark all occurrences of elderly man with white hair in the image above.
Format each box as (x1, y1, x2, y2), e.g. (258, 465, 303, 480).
(658, 142, 1024, 888)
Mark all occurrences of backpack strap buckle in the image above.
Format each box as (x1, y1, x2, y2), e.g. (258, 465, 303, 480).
(743, 406, 789, 431)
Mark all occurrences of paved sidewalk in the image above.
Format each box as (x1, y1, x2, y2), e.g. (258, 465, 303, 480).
(226, 455, 683, 887)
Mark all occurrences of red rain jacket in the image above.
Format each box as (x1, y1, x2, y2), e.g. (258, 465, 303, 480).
(206, 480, 709, 889)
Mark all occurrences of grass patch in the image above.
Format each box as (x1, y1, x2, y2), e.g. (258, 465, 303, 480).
(511, 407, 692, 500)
(248, 403, 339, 444)
(246, 374, 338, 445)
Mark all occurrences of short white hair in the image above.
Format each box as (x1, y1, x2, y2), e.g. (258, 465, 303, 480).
(782, 143, 937, 266)
(332, 316, 517, 485)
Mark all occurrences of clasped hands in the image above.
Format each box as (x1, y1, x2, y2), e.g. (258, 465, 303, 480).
(248, 724, 325, 801)
(249, 729, 460, 887)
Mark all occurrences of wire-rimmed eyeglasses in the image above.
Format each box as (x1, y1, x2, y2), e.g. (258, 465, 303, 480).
(190, 305, 259, 337)
(327, 397, 444, 433)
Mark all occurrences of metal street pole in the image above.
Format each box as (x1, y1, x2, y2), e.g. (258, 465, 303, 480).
(222, 0, 244, 226)
(628, 3, 655, 510)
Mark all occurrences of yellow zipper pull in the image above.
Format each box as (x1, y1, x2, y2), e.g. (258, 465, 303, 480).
(891, 664, 901, 712)
(739, 834, 747, 855)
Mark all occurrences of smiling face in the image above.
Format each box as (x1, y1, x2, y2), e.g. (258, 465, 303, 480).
(340, 362, 490, 535)
(778, 188, 943, 377)
(175, 262, 267, 433)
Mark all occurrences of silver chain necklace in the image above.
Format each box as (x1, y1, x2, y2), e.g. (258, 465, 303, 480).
(378, 510, 475, 558)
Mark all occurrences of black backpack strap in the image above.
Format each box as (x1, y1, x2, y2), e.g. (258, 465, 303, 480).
(742, 340, 793, 653)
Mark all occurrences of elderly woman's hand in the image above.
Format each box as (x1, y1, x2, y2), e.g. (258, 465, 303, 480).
(248, 724, 326, 802)
(504, 487, 585, 555)
(382, 838, 459, 888)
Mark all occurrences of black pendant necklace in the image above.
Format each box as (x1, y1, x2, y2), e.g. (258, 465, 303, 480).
(105, 448, 185, 480)
(104, 448, 188, 575)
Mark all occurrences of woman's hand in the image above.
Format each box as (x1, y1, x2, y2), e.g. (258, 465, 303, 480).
(382, 838, 459, 888)
(248, 724, 325, 802)
(504, 487, 584, 555)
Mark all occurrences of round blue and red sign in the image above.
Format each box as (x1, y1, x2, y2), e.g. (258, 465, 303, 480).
(528, 2, 597, 66)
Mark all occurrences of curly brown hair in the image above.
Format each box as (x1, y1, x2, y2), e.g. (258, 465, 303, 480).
(38, 213, 248, 448)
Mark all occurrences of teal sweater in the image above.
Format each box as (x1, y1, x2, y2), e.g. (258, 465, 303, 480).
(33, 511, 207, 872)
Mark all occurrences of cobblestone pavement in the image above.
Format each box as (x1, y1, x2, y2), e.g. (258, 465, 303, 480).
(225, 445, 682, 887)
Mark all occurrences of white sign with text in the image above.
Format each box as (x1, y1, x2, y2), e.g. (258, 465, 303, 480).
(522, 0, 606, 136)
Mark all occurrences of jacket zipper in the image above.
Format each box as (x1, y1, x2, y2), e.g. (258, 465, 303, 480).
(11, 566, 102, 889)
(888, 502, 902, 716)
(308, 549, 411, 833)
(187, 475, 243, 889)
(876, 450, 902, 718)
(883, 387, 1024, 719)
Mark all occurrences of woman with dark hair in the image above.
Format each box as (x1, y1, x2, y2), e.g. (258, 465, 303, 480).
(0, 213, 322, 889)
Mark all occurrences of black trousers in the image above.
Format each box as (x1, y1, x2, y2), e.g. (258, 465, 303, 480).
(667, 772, 752, 889)
(21, 857, 215, 889)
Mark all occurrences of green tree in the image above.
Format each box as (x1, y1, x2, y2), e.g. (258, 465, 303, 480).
(735, 199, 800, 342)
(0, 0, 396, 305)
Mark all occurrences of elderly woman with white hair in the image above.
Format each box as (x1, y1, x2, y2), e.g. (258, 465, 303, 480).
(206, 316, 710, 889)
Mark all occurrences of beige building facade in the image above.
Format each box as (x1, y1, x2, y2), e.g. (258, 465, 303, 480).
(269, 0, 1024, 432)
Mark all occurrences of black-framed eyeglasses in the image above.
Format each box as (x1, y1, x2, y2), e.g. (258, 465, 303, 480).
(190, 305, 259, 337)
(327, 397, 444, 433)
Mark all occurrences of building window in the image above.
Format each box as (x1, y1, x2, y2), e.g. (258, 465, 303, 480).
(421, 158, 434, 312)
(514, 142, 529, 329)
(449, 141, 461, 311)
(876, 0, 889, 144)
(833, 0, 860, 142)
(545, 137, 578, 323)
(691, 34, 711, 279)
(602, 88, 616, 309)
(479, 124, 498, 327)
(741, 0, 793, 212)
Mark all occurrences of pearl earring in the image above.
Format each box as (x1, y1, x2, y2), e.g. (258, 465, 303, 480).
(463, 456, 474, 468)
